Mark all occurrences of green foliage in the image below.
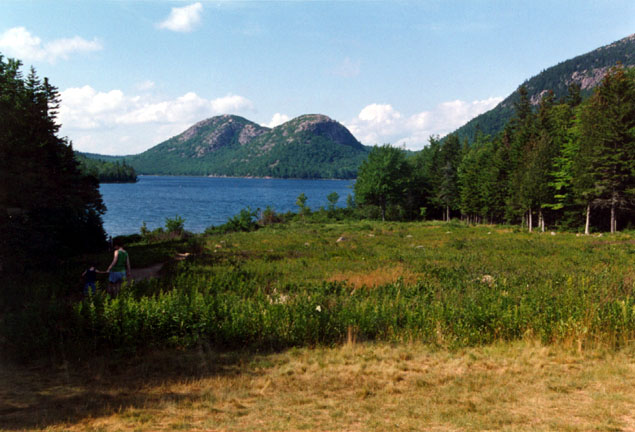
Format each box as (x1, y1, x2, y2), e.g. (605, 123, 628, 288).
(119, 114, 370, 179)
(0, 55, 106, 276)
(165, 215, 185, 234)
(139, 216, 188, 243)
(206, 207, 259, 234)
(75, 153, 137, 183)
(259, 206, 282, 226)
(326, 191, 339, 212)
(451, 34, 634, 144)
(578, 66, 635, 232)
(354, 145, 412, 221)
(3, 222, 634, 361)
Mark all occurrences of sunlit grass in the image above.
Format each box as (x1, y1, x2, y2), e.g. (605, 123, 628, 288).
(2, 341, 634, 431)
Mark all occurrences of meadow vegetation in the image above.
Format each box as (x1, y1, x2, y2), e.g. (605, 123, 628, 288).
(3, 216, 633, 361)
(2, 212, 635, 430)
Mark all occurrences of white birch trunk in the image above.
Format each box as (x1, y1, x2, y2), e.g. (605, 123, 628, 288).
(584, 204, 590, 235)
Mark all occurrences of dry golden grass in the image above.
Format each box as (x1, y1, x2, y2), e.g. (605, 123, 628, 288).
(328, 263, 421, 289)
(2, 341, 634, 431)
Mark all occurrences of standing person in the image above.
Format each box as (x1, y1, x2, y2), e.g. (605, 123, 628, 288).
(81, 264, 100, 296)
(106, 239, 131, 295)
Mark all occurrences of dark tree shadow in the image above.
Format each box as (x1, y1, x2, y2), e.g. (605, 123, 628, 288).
(0, 342, 266, 430)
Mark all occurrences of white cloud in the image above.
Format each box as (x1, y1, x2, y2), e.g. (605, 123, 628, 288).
(265, 113, 290, 128)
(358, 103, 401, 124)
(347, 97, 503, 150)
(157, 2, 203, 32)
(210, 94, 254, 113)
(0, 27, 101, 63)
(58, 85, 254, 154)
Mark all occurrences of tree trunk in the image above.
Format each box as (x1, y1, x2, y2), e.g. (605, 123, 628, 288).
(528, 208, 533, 233)
(539, 208, 545, 232)
(584, 204, 590, 235)
(381, 204, 386, 222)
(446, 205, 450, 222)
(610, 201, 616, 234)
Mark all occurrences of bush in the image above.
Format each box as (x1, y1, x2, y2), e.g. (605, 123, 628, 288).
(165, 215, 185, 234)
(259, 206, 281, 226)
(206, 207, 259, 234)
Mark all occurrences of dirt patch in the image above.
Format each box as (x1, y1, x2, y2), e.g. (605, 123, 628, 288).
(131, 253, 191, 282)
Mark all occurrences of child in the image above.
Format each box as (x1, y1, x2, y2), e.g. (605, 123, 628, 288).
(81, 265, 103, 296)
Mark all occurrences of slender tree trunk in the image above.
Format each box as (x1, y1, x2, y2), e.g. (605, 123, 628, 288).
(584, 204, 590, 235)
(539, 209, 545, 232)
(381, 204, 386, 222)
(610, 201, 616, 234)
(528, 208, 533, 233)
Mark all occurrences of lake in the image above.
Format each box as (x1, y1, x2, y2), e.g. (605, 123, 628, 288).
(99, 176, 355, 236)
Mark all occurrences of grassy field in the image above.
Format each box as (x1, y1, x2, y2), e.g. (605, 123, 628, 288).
(1, 342, 634, 431)
(1, 220, 634, 430)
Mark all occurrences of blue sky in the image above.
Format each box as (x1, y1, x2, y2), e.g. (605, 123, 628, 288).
(1, 1, 633, 154)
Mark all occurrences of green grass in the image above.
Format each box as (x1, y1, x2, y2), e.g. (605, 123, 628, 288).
(2, 220, 634, 361)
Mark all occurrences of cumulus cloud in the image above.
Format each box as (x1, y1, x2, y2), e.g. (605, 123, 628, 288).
(0, 27, 102, 63)
(157, 2, 203, 32)
(210, 94, 254, 113)
(347, 97, 503, 150)
(58, 85, 254, 154)
(265, 113, 290, 128)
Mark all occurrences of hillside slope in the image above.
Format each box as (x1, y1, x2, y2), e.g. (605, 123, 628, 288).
(127, 114, 369, 178)
(451, 33, 635, 142)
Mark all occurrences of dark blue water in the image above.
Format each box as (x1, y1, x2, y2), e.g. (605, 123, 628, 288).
(99, 176, 355, 236)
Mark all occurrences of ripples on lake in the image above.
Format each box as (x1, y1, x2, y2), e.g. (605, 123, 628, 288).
(99, 176, 355, 236)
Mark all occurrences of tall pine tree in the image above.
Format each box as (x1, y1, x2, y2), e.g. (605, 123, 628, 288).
(0, 55, 106, 273)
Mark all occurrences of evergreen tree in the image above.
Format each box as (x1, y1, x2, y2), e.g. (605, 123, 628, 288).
(434, 134, 461, 221)
(578, 66, 635, 233)
(0, 55, 106, 273)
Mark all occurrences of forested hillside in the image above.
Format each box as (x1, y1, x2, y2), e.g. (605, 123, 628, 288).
(76, 153, 137, 183)
(451, 33, 635, 143)
(355, 66, 635, 233)
(126, 114, 369, 178)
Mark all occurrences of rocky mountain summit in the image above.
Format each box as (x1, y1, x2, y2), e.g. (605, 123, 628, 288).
(451, 33, 635, 143)
(125, 114, 369, 178)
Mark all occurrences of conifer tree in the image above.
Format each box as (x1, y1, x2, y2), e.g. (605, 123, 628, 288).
(578, 66, 635, 233)
(0, 55, 106, 272)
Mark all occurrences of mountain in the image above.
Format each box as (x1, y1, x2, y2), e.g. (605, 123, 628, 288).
(123, 114, 369, 179)
(451, 33, 635, 143)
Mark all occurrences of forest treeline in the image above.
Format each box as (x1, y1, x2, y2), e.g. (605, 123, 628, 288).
(75, 153, 138, 183)
(0, 56, 107, 273)
(355, 66, 635, 233)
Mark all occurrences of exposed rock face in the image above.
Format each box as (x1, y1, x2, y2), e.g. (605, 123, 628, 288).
(568, 67, 612, 90)
(174, 115, 269, 157)
(271, 114, 364, 151)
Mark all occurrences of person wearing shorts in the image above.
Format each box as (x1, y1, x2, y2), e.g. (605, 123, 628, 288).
(106, 239, 131, 295)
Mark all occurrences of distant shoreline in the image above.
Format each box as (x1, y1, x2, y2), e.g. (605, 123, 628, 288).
(135, 174, 357, 181)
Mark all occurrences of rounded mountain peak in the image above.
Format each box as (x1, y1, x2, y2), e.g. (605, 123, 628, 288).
(275, 114, 364, 150)
(172, 115, 269, 156)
